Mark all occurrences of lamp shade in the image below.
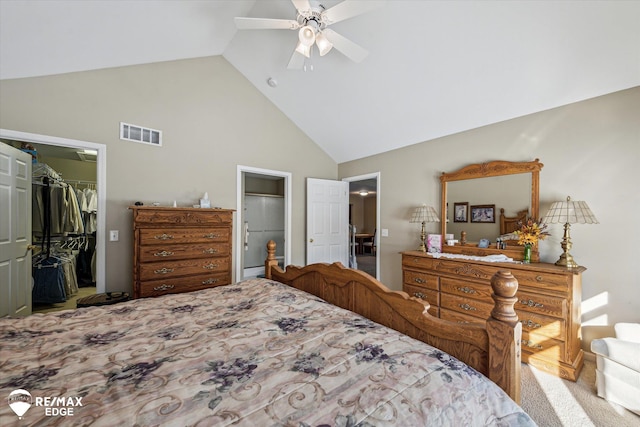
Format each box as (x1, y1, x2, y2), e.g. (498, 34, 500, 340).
(295, 41, 311, 58)
(410, 204, 440, 223)
(542, 197, 599, 225)
(315, 31, 333, 56)
(298, 25, 316, 47)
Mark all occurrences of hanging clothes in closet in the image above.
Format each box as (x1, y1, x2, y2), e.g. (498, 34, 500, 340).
(31, 163, 84, 304)
(72, 182, 98, 286)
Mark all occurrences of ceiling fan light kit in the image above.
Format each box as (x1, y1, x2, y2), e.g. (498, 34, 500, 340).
(298, 25, 316, 47)
(234, 0, 384, 69)
(315, 31, 333, 56)
(295, 41, 311, 58)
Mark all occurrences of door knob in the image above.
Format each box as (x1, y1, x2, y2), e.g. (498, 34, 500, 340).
(309, 238, 314, 243)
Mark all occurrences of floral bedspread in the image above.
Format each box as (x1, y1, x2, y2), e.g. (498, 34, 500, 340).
(0, 279, 535, 426)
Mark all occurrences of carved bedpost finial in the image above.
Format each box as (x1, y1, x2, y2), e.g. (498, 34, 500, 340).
(265, 240, 278, 279)
(490, 270, 519, 323)
(267, 240, 276, 259)
(487, 269, 522, 403)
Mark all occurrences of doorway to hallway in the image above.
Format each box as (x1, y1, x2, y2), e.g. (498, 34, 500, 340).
(344, 172, 380, 279)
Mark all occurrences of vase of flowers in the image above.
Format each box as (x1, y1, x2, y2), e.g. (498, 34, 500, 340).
(514, 218, 549, 263)
(523, 243, 532, 263)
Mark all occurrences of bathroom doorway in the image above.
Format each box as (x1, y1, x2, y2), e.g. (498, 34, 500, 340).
(236, 166, 291, 280)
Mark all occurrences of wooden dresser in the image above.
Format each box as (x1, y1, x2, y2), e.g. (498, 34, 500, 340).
(402, 250, 585, 381)
(130, 206, 234, 298)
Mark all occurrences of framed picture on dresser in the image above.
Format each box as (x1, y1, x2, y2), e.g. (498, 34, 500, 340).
(427, 234, 442, 253)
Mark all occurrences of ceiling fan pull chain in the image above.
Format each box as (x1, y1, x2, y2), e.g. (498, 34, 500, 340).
(303, 58, 314, 72)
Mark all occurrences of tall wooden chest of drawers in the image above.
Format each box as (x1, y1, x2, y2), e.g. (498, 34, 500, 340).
(130, 207, 234, 299)
(402, 251, 585, 381)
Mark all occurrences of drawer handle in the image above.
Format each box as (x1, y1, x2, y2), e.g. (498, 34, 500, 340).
(413, 277, 426, 284)
(203, 233, 220, 239)
(154, 233, 174, 240)
(456, 286, 476, 294)
(519, 299, 544, 308)
(521, 319, 542, 329)
(153, 284, 175, 291)
(203, 248, 218, 254)
(458, 321, 470, 324)
(413, 292, 426, 299)
(536, 275, 544, 282)
(202, 278, 219, 285)
(459, 303, 477, 311)
(522, 340, 543, 350)
(203, 263, 219, 270)
(153, 251, 174, 257)
(154, 267, 174, 274)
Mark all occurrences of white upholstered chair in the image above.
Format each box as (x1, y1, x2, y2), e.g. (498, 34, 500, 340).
(590, 323, 640, 415)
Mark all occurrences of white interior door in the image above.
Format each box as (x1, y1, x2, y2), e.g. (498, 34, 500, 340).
(0, 143, 32, 317)
(306, 178, 349, 265)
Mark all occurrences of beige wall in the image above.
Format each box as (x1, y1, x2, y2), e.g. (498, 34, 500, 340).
(2, 55, 637, 350)
(38, 156, 97, 183)
(339, 86, 640, 349)
(0, 57, 338, 291)
(363, 196, 377, 235)
(348, 195, 377, 237)
(349, 195, 364, 233)
(245, 176, 284, 196)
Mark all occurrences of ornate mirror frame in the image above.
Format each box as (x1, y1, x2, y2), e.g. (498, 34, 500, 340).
(440, 159, 544, 239)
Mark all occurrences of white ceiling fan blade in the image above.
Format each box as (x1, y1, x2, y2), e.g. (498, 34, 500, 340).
(322, 0, 385, 25)
(235, 17, 299, 30)
(322, 29, 368, 63)
(287, 49, 305, 70)
(291, 0, 311, 13)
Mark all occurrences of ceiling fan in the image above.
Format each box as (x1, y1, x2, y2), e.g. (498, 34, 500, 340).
(234, 0, 384, 69)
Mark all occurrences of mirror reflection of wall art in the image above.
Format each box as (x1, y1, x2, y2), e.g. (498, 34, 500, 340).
(471, 204, 496, 223)
(454, 202, 468, 223)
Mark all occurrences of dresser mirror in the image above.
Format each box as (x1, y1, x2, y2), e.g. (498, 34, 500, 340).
(439, 159, 543, 259)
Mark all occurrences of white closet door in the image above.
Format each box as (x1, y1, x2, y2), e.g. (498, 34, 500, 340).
(0, 143, 32, 317)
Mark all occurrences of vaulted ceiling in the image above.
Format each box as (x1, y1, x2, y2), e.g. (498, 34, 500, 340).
(1, 1, 638, 163)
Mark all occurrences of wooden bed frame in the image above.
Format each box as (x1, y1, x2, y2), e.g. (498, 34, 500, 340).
(500, 207, 529, 235)
(264, 240, 522, 404)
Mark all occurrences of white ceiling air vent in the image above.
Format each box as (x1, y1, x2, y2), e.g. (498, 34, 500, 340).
(76, 149, 97, 162)
(120, 122, 162, 147)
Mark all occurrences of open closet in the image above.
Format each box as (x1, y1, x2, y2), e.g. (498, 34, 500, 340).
(2, 139, 98, 312)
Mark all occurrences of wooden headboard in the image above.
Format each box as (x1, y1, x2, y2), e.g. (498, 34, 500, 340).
(264, 240, 522, 404)
(500, 208, 529, 235)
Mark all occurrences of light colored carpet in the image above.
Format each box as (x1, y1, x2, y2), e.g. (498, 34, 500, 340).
(32, 286, 96, 313)
(356, 253, 376, 277)
(521, 358, 639, 426)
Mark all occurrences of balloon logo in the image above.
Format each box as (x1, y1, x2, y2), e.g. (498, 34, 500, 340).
(8, 389, 32, 419)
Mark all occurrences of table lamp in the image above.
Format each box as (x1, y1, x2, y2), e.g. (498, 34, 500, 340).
(542, 196, 598, 268)
(410, 204, 440, 252)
